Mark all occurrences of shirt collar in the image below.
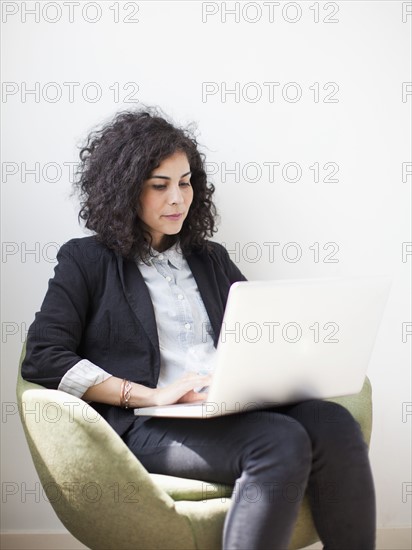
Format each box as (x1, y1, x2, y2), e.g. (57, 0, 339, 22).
(136, 242, 184, 270)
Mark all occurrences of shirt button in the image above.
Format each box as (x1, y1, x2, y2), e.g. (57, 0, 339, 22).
(184, 323, 191, 330)
(177, 294, 184, 300)
(166, 276, 172, 282)
(158, 254, 164, 260)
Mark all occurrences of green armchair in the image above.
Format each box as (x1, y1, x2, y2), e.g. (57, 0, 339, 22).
(16, 346, 373, 550)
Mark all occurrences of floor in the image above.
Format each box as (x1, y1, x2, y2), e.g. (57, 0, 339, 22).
(1, 528, 411, 549)
(303, 528, 412, 550)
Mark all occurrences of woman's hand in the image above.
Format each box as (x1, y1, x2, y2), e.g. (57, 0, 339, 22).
(151, 372, 211, 406)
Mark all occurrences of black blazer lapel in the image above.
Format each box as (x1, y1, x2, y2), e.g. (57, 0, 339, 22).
(185, 251, 225, 347)
(116, 255, 160, 359)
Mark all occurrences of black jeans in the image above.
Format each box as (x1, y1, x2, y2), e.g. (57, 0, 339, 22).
(123, 400, 376, 550)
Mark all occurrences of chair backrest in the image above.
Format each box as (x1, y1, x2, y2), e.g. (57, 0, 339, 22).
(16, 345, 195, 550)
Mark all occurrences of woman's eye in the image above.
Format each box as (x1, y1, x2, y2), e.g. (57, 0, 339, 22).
(179, 181, 191, 187)
(152, 184, 166, 190)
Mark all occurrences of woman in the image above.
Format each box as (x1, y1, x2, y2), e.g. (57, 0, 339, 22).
(22, 108, 376, 549)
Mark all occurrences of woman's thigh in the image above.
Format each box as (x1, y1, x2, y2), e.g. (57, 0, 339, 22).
(123, 409, 311, 486)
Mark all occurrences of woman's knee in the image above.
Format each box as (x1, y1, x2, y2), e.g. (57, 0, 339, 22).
(288, 400, 366, 452)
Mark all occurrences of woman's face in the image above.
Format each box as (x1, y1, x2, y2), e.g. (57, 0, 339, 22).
(138, 151, 193, 250)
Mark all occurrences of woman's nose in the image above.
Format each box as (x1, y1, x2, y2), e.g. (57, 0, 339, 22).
(167, 184, 184, 205)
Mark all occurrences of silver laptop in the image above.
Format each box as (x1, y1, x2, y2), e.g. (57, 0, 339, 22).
(135, 277, 391, 419)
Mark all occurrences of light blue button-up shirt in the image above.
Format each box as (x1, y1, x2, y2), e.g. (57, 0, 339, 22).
(136, 243, 217, 388)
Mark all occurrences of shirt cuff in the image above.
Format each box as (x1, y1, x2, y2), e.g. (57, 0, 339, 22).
(58, 359, 112, 398)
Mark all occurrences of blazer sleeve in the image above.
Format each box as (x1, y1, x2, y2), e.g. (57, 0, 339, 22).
(21, 239, 93, 389)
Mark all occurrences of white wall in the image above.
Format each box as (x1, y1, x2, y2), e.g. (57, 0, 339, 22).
(1, 0, 411, 534)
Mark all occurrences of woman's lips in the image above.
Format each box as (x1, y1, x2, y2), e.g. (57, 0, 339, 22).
(163, 213, 183, 221)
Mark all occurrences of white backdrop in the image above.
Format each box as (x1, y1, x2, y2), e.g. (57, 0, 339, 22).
(1, 0, 411, 535)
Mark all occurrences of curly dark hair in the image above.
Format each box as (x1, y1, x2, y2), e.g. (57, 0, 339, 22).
(74, 107, 217, 259)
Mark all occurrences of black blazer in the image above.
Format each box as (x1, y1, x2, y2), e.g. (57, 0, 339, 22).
(22, 237, 247, 436)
